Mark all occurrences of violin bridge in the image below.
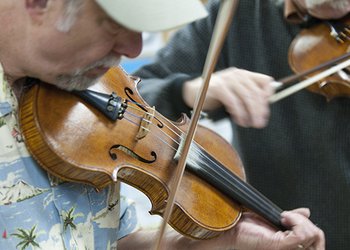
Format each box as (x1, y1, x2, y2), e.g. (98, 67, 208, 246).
(135, 106, 155, 140)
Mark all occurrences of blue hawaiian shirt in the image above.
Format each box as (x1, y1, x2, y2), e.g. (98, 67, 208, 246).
(0, 64, 138, 250)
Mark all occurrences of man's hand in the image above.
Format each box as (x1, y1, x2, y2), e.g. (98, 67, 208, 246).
(215, 208, 325, 250)
(119, 208, 325, 250)
(183, 67, 275, 128)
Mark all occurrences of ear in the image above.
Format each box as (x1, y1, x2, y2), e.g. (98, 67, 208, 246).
(25, 0, 48, 24)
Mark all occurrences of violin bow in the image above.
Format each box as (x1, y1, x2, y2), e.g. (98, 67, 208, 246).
(269, 52, 350, 103)
(152, 0, 239, 249)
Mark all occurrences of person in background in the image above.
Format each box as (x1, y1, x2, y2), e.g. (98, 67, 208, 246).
(135, 0, 350, 249)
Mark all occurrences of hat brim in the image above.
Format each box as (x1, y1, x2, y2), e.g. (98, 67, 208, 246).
(95, 0, 208, 32)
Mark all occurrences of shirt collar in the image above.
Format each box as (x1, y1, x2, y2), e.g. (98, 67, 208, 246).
(0, 62, 6, 100)
(0, 62, 13, 118)
(0, 62, 4, 88)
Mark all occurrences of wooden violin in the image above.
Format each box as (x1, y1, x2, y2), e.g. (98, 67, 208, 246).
(271, 15, 350, 103)
(19, 66, 285, 240)
(289, 15, 350, 100)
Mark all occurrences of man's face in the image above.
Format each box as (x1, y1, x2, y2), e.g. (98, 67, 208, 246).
(293, 0, 350, 19)
(27, 0, 142, 90)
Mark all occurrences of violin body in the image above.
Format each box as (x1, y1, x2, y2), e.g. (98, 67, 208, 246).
(19, 66, 245, 239)
(289, 16, 350, 100)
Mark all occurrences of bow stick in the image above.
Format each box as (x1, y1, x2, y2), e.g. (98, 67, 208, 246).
(152, 1, 239, 249)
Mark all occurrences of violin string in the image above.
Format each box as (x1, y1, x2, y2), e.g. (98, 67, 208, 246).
(124, 103, 206, 161)
(126, 103, 185, 135)
(125, 104, 252, 193)
(123, 108, 180, 152)
(125, 102, 247, 183)
(142, 113, 281, 218)
(124, 102, 237, 180)
(125, 102, 228, 168)
(122, 114, 179, 153)
(125, 103, 217, 161)
(188, 142, 283, 219)
(125, 103, 185, 142)
(123, 109, 241, 196)
(123, 104, 279, 217)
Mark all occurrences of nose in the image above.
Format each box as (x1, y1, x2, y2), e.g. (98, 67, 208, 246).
(113, 30, 143, 59)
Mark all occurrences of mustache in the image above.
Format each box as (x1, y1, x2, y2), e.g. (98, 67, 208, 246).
(73, 55, 121, 75)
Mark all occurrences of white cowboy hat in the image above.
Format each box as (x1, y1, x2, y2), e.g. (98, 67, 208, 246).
(95, 0, 208, 32)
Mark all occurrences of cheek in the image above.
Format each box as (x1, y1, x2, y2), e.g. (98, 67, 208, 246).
(73, 32, 116, 58)
(75, 42, 114, 60)
(57, 40, 115, 70)
(34, 26, 116, 72)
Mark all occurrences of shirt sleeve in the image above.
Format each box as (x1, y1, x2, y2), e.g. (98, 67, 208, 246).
(117, 195, 139, 240)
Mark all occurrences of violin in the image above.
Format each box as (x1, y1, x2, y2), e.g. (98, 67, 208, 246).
(19, 66, 285, 239)
(288, 15, 350, 100)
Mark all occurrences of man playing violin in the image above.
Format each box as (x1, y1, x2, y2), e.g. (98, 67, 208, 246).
(135, 0, 350, 249)
(0, 0, 324, 249)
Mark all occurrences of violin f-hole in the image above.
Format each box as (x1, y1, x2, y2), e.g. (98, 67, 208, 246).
(109, 144, 157, 163)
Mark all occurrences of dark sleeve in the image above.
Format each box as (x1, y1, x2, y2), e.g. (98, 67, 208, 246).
(134, 0, 220, 121)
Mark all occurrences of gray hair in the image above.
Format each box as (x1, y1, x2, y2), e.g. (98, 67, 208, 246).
(56, 0, 84, 32)
(305, 0, 350, 10)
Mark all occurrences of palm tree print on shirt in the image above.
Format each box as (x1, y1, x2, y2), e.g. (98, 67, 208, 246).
(11, 225, 40, 250)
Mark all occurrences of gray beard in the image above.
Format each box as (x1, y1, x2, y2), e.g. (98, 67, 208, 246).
(55, 73, 100, 91)
(54, 55, 121, 91)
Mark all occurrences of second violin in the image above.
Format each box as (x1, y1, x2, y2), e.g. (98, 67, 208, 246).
(288, 15, 350, 100)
